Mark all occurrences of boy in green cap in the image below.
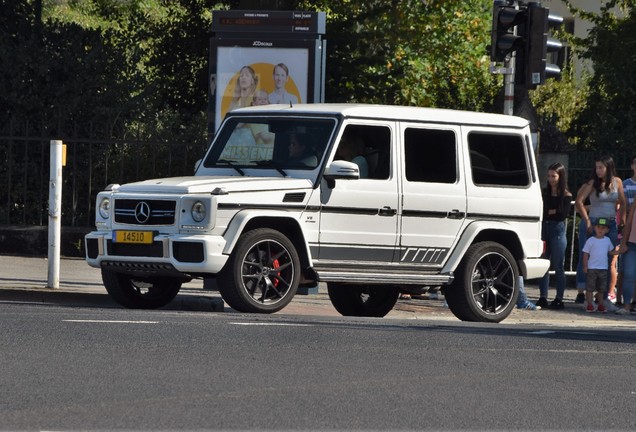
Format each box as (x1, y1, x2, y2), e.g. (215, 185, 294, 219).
(582, 217, 620, 312)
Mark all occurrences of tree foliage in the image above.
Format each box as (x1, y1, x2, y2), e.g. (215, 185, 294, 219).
(297, 0, 498, 111)
(2, 0, 501, 144)
(1, 0, 215, 142)
(535, 0, 636, 152)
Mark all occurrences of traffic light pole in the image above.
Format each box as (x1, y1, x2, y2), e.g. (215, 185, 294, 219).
(503, 54, 516, 115)
(490, 0, 563, 114)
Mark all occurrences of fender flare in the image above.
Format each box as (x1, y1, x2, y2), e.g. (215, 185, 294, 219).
(441, 220, 522, 275)
(222, 209, 314, 264)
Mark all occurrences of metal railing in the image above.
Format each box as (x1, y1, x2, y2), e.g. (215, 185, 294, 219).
(567, 200, 577, 275)
(0, 135, 207, 227)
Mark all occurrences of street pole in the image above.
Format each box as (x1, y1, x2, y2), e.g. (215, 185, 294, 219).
(48, 140, 62, 289)
(503, 54, 515, 116)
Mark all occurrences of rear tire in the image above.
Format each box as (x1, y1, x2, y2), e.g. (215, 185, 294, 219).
(445, 241, 518, 323)
(101, 269, 181, 309)
(327, 283, 400, 317)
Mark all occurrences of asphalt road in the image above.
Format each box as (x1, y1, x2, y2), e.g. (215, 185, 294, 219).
(1, 301, 636, 431)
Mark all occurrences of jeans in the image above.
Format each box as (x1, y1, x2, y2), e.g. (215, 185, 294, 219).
(576, 217, 618, 295)
(619, 242, 636, 305)
(516, 276, 530, 307)
(539, 220, 567, 300)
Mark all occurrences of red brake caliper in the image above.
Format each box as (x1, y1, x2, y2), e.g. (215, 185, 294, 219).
(271, 259, 280, 287)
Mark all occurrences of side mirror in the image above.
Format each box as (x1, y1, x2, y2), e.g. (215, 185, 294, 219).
(323, 160, 360, 188)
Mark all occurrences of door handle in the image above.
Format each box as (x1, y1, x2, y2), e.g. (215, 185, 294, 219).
(379, 206, 397, 216)
(448, 209, 465, 219)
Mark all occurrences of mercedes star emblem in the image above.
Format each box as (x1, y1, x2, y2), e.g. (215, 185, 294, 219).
(134, 202, 151, 224)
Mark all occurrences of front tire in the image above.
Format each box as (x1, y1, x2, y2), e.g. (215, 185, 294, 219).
(218, 228, 300, 313)
(327, 283, 400, 317)
(101, 269, 182, 309)
(445, 241, 518, 323)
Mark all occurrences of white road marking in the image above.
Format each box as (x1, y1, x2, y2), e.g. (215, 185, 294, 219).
(63, 319, 159, 324)
(0, 300, 57, 306)
(229, 322, 312, 327)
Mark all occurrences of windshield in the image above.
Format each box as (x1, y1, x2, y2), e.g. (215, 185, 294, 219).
(203, 116, 337, 172)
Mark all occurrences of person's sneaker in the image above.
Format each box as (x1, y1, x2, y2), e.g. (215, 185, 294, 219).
(615, 308, 630, 315)
(597, 303, 607, 313)
(575, 293, 586, 304)
(603, 300, 618, 312)
(428, 292, 439, 300)
(518, 301, 540, 311)
(586, 303, 595, 313)
(536, 297, 548, 308)
(549, 298, 565, 310)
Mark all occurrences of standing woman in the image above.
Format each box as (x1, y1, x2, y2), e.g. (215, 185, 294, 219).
(537, 163, 572, 309)
(574, 155, 627, 306)
(617, 199, 636, 314)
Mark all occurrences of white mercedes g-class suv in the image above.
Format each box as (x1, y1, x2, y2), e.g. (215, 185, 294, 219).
(85, 104, 548, 322)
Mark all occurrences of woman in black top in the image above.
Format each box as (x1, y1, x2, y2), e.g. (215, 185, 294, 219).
(537, 162, 572, 309)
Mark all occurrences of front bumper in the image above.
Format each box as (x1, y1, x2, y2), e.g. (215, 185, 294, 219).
(85, 231, 229, 277)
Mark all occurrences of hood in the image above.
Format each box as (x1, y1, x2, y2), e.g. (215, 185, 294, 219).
(114, 176, 313, 195)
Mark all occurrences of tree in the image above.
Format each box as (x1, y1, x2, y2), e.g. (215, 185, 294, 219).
(541, 0, 636, 151)
(297, 0, 498, 111)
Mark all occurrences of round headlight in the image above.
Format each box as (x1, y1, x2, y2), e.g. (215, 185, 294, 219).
(191, 201, 206, 222)
(99, 198, 110, 219)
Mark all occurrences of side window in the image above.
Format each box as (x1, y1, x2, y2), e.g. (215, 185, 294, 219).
(404, 128, 457, 183)
(336, 124, 391, 179)
(468, 132, 529, 187)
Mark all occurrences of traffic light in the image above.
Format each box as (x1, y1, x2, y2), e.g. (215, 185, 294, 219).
(490, 1, 527, 62)
(518, 2, 563, 88)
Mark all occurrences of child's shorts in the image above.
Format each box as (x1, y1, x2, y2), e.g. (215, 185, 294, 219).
(586, 269, 608, 294)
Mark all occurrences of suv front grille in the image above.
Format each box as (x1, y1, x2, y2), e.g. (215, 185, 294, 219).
(114, 199, 176, 225)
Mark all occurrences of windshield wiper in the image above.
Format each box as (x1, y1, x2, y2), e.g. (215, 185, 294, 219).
(216, 159, 245, 176)
(253, 160, 288, 177)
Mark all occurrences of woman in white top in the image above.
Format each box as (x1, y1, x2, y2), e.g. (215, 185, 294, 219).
(574, 155, 626, 305)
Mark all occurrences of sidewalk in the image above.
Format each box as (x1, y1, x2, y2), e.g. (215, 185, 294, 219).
(1, 254, 635, 328)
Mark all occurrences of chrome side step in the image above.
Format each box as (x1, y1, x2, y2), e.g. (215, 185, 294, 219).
(313, 265, 453, 286)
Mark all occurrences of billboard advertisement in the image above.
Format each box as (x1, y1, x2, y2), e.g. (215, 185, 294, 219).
(208, 11, 326, 134)
(213, 44, 309, 131)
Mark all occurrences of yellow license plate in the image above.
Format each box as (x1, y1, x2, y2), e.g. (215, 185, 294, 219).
(113, 230, 154, 244)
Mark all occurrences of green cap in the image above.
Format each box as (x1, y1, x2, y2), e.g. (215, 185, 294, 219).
(597, 218, 609, 227)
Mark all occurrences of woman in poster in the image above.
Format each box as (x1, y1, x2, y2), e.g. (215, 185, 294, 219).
(229, 65, 258, 110)
(268, 63, 299, 104)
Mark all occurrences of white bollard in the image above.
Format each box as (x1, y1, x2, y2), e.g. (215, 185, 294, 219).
(47, 140, 63, 289)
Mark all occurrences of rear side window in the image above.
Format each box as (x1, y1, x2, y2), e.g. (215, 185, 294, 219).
(404, 128, 457, 183)
(468, 132, 529, 186)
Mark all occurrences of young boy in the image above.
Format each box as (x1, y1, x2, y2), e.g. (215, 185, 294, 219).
(582, 218, 620, 312)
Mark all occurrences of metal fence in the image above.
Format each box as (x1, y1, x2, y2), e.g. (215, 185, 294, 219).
(0, 135, 207, 227)
(565, 200, 578, 275)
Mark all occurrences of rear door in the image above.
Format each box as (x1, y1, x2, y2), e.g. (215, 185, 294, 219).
(398, 123, 467, 268)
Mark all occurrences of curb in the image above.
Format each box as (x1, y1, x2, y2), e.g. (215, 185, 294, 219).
(0, 288, 225, 312)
